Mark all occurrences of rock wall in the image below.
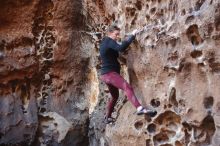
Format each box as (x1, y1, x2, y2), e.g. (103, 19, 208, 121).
(0, 0, 98, 145)
(85, 0, 220, 146)
(1, 0, 220, 146)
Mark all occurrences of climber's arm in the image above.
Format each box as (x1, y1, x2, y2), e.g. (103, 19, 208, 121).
(110, 35, 135, 52)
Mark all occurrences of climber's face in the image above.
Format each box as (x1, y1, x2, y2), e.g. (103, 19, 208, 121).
(108, 30, 120, 41)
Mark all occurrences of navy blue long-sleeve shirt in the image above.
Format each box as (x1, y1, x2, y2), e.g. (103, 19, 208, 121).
(99, 35, 135, 75)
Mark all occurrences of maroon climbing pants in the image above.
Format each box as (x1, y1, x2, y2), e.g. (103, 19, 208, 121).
(100, 71, 141, 118)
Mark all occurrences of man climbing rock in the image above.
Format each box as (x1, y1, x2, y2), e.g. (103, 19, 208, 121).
(99, 25, 157, 124)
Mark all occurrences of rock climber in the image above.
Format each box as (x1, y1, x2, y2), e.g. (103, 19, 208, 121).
(99, 25, 157, 124)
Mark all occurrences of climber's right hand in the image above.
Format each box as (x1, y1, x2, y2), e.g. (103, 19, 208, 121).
(131, 29, 139, 36)
(131, 28, 144, 36)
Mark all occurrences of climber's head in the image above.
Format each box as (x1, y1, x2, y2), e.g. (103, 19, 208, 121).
(107, 25, 120, 41)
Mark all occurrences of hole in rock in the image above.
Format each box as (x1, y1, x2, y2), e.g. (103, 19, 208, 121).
(209, 62, 220, 72)
(175, 141, 183, 146)
(144, 115, 152, 123)
(182, 121, 192, 131)
(202, 116, 215, 128)
(187, 108, 193, 115)
(146, 15, 150, 21)
(167, 104, 172, 108)
(146, 4, 149, 9)
(160, 144, 172, 146)
(125, 7, 136, 17)
(45, 47, 53, 52)
(180, 62, 192, 72)
(170, 38, 178, 47)
(179, 99, 185, 107)
(198, 62, 205, 67)
(195, 0, 205, 11)
(214, 14, 220, 31)
(150, 7, 156, 14)
(23, 110, 28, 114)
(39, 115, 54, 123)
(196, 115, 216, 144)
(150, 98, 160, 107)
(186, 24, 203, 46)
(169, 87, 178, 107)
(146, 139, 151, 146)
(42, 51, 53, 59)
(43, 78, 52, 85)
(184, 129, 191, 145)
(42, 92, 48, 98)
(39, 107, 46, 113)
(185, 15, 195, 24)
(135, 0, 142, 10)
(112, 14, 115, 21)
(181, 9, 186, 16)
(153, 132, 169, 145)
(155, 111, 181, 125)
(157, 9, 164, 17)
(45, 35, 55, 44)
(164, 105, 167, 109)
(147, 123, 156, 133)
(134, 121, 144, 130)
(203, 96, 214, 109)
(190, 50, 202, 58)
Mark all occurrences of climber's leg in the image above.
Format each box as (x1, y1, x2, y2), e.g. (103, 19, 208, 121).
(101, 71, 141, 108)
(101, 71, 157, 117)
(106, 84, 119, 118)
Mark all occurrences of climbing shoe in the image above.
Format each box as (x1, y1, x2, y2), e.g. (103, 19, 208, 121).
(136, 106, 157, 117)
(104, 117, 115, 124)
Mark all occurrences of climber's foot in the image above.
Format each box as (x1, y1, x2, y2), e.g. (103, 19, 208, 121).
(137, 106, 157, 117)
(104, 117, 115, 124)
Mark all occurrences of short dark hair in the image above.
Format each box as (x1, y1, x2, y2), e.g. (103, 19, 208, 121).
(107, 25, 120, 32)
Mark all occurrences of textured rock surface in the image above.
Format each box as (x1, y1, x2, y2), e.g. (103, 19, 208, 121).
(0, 0, 97, 145)
(86, 0, 220, 146)
(1, 0, 220, 146)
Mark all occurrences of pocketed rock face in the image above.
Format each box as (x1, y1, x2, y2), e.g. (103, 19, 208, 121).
(85, 0, 220, 146)
(0, 0, 98, 145)
(1, 0, 220, 146)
